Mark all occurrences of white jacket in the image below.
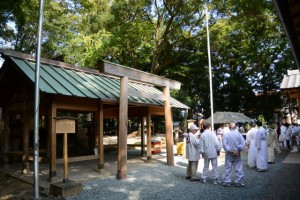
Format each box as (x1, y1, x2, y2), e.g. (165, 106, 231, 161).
(183, 132, 201, 161)
(200, 129, 221, 159)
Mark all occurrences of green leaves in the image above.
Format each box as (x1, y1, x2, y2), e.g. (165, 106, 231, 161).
(0, 0, 294, 121)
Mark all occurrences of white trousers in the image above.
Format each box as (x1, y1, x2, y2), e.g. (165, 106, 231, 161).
(201, 158, 219, 180)
(223, 160, 244, 184)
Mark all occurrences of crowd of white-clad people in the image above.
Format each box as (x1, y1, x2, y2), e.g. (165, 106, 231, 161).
(182, 120, 297, 187)
(183, 121, 245, 187)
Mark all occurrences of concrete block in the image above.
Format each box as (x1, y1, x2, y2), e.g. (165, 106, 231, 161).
(50, 180, 83, 197)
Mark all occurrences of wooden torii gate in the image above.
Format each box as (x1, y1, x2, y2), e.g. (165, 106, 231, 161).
(99, 60, 181, 179)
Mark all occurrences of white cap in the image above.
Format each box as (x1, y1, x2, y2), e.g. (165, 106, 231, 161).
(189, 124, 199, 131)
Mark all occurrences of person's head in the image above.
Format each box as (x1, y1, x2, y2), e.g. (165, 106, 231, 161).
(229, 122, 236, 130)
(276, 122, 280, 127)
(189, 124, 199, 133)
(286, 123, 290, 127)
(250, 122, 256, 128)
(202, 121, 211, 130)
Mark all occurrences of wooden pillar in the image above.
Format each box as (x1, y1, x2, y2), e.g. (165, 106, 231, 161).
(63, 132, 69, 182)
(117, 77, 128, 179)
(146, 113, 152, 162)
(163, 86, 174, 166)
(3, 109, 9, 168)
(183, 108, 188, 159)
(22, 101, 30, 174)
(49, 103, 57, 178)
(96, 101, 104, 172)
(183, 109, 188, 133)
(141, 117, 146, 156)
(298, 98, 300, 121)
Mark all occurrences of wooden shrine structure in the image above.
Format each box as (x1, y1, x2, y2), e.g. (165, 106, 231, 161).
(0, 49, 189, 180)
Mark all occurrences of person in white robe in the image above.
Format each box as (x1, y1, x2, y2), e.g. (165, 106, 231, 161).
(199, 121, 221, 184)
(267, 123, 277, 164)
(216, 124, 224, 150)
(280, 124, 287, 148)
(223, 124, 230, 134)
(222, 122, 245, 187)
(255, 121, 268, 172)
(245, 122, 258, 168)
(293, 124, 300, 146)
(285, 124, 293, 151)
(275, 122, 282, 154)
(182, 124, 201, 181)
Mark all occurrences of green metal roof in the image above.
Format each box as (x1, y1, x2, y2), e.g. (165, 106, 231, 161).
(2, 52, 189, 109)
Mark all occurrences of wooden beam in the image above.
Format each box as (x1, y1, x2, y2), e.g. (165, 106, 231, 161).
(117, 77, 128, 179)
(148, 106, 165, 116)
(164, 86, 174, 166)
(98, 60, 181, 90)
(53, 96, 98, 111)
(103, 106, 164, 118)
(103, 107, 118, 118)
(287, 90, 300, 99)
(128, 106, 148, 117)
(57, 155, 98, 164)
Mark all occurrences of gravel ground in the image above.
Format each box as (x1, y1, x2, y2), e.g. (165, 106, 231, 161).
(66, 150, 300, 200)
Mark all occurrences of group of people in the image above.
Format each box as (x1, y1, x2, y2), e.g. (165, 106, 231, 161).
(245, 120, 300, 173)
(245, 121, 272, 172)
(183, 121, 245, 187)
(279, 123, 300, 152)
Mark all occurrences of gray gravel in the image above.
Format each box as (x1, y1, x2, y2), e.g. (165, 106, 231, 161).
(66, 150, 300, 200)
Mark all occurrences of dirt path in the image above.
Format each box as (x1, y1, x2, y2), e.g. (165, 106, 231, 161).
(0, 172, 35, 200)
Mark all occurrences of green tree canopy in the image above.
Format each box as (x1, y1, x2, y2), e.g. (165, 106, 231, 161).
(0, 0, 295, 122)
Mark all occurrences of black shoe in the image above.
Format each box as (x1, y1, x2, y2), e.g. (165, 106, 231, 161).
(235, 183, 245, 187)
(190, 178, 200, 181)
(186, 176, 191, 180)
(222, 182, 231, 187)
(268, 162, 275, 164)
(257, 169, 267, 172)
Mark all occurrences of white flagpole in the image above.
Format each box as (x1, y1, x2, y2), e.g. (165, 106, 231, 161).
(33, 0, 44, 199)
(206, 3, 214, 131)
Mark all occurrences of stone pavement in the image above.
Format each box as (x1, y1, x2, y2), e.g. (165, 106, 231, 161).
(1, 145, 300, 199)
(0, 145, 223, 189)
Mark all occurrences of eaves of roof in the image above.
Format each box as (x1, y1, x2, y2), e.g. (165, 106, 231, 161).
(0, 50, 189, 109)
(280, 69, 300, 90)
(273, 0, 300, 69)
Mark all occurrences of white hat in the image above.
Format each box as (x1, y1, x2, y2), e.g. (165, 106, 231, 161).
(189, 124, 199, 131)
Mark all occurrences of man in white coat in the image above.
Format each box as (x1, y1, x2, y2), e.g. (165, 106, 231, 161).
(222, 122, 246, 187)
(280, 123, 287, 148)
(255, 121, 268, 172)
(199, 121, 221, 184)
(245, 122, 258, 168)
(267, 122, 277, 164)
(183, 124, 201, 181)
(285, 123, 293, 152)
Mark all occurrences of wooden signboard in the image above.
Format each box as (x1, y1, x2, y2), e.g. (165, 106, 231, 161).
(56, 118, 76, 134)
(55, 116, 77, 183)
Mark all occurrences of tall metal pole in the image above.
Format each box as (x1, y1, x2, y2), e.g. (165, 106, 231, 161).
(33, 0, 44, 199)
(206, 3, 214, 131)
